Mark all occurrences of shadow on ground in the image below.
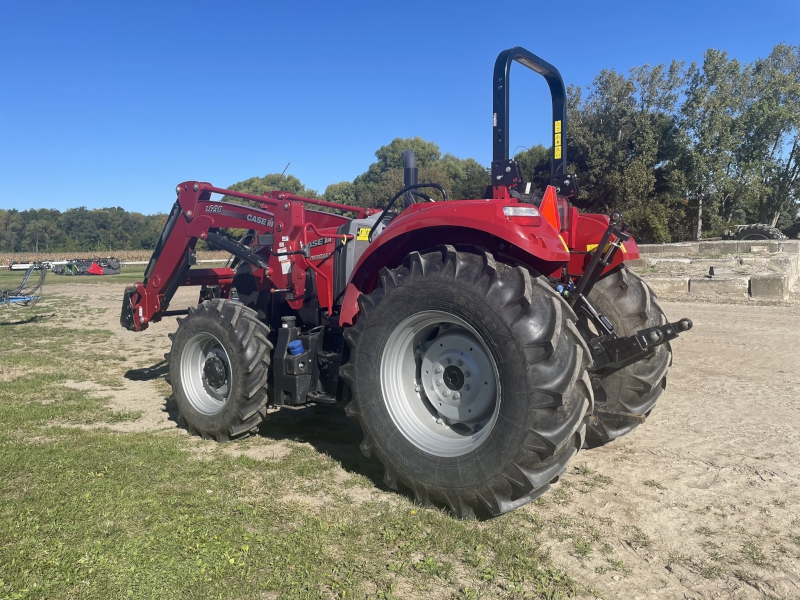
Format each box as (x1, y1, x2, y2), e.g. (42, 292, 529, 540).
(259, 404, 387, 490)
(0, 313, 56, 326)
(124, 360, 388, 492)
(124, 360, 169, 381)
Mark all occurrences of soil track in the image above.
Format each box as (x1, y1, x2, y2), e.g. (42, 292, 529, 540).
(43, 283, 800, 598)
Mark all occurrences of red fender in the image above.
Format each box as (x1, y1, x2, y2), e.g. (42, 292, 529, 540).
(339, 198, 570, 326)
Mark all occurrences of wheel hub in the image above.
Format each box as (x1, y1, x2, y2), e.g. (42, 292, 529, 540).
(380, 310, 501, 458)
(180, 332, 231, 416)
(420, 329, 496, 424)
(203, 356, 227, 389)
(443, 365, 464, 390)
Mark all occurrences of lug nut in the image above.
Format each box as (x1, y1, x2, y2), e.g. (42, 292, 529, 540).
(457, 360, 462, 366)
(435, 366, 443, 374)
(453, 392, 461, 400)
(436, 380, 442, 386)
(414, 385, 419, 392)
(443, 390, 450, 397)
(465, 384, 470, 391)
(465, 371, 471, 378)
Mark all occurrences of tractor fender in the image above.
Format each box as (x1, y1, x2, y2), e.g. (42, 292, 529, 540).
(340, 200, 570, 326)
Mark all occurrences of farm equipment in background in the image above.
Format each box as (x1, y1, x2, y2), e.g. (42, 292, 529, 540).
(51, 257, 121, 276)
(120, 47, 692, 518)
(722, 223, 799, 240)
(1, 263, 46, 308)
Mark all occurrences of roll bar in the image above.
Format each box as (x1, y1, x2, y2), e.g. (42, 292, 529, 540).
(492, 47, 575, 195)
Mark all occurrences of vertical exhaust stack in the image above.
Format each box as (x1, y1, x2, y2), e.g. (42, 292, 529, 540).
(402, 149, 418, 208)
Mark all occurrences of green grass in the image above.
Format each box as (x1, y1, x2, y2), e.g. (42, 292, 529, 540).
(0, 291, 582, 599)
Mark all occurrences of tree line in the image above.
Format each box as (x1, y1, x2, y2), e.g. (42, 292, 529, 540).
(230, 43, 800, 243)
(2, 43, 797, 251)
(564, 43, 799, 242)
(0, 207, 165, 254)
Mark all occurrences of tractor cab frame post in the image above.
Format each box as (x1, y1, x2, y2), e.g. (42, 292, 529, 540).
(491, 47, 576, 198)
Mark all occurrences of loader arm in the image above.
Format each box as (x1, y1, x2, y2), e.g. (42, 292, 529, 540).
(121, 182, 367, 332)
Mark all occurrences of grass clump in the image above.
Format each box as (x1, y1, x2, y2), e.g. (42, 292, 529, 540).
(643, 479, 665, 490)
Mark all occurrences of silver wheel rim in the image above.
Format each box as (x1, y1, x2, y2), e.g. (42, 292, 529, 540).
(381, 310, 501, 457)
(180, 332, 231, 416)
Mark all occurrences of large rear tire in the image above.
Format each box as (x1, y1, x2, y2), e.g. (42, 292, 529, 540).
(734, 223, 785, 240)
(580, 266, 672, 446)
(167, 299, 272, 441)
(340, 247, 592, 518)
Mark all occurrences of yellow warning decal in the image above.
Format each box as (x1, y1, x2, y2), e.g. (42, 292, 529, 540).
(554, 120, 562, 160)
(587, 242, 626, 253)
(356, 227, 371, 241)
(558, 234, 569, 253)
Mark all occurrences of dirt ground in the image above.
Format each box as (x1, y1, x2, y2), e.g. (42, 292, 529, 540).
(38, 283, 800, 599)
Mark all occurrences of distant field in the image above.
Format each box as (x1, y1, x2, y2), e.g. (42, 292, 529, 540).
(0, 266, 147, 287)
(1, 250, 229, 265)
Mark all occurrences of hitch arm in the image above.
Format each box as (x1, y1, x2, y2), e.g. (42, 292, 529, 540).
(570, 211, 629, 307)
(589, 318, 693, 372)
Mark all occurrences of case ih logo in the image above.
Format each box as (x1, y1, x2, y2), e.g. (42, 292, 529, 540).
(203, 205, 274, 228)
(308, 237, 332, 249)
(246, 214, 272, 227)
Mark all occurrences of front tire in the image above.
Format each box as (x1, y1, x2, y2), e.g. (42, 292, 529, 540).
(167, 299, 272, 441)
(340, 247, 592, 518)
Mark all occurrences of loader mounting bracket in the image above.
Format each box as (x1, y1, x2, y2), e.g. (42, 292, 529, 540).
(588, 318, 693, 372)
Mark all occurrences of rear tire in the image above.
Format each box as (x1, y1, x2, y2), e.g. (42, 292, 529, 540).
(167, 299, 272, 441)
(579, 266, 672, 446)
(340, 246, 592, 518)
(734, 224, 785, 240)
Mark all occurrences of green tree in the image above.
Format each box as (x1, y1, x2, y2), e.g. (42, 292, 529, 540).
(222, 173, 318, 206)
(513, 144, 551, 191)
(680, 50, 744, 239)
(352, 137, 443, 206)
(24, 219, 58, 252)
(568, 62, 686, 242)
(438, 154, 490, 200)
(736, 43, 800, 227)
(0, 210, 25, 253)
(323, 181, 356, 206)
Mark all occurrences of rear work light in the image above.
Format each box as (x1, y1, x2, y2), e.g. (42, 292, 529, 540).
(503, 205, 542, 227)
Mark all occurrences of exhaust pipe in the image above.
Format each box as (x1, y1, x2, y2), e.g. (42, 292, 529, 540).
(402, 149, 418, 208)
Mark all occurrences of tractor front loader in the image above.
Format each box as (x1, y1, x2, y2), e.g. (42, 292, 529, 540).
(121, 47, 691, 518)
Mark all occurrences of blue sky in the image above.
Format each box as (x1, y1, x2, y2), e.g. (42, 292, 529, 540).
(2, 0, 798, 215)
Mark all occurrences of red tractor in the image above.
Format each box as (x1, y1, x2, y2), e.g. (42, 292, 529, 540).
(121, 47, 691, 518)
